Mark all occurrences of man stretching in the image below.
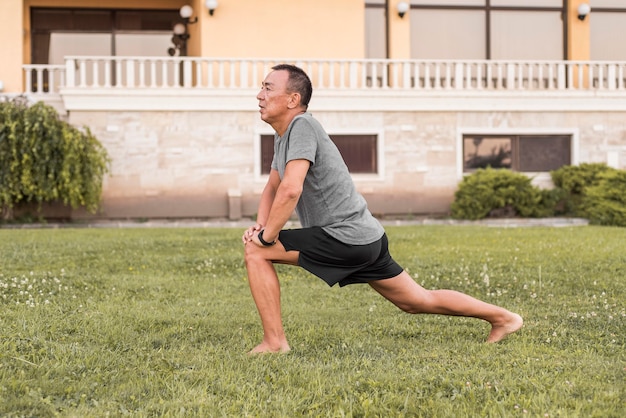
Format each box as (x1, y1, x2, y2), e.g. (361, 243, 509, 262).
(243, 64, 523, 354)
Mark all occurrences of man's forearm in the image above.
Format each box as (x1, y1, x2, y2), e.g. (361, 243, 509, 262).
(262, 185, 300, 241)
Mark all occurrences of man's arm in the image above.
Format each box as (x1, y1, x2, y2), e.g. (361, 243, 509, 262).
(256, 169, 281, 227)
(258, 159, 310, 243)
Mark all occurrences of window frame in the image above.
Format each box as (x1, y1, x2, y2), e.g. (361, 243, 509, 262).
(457, 127, 579, 181)
(255, 129, 385, 182)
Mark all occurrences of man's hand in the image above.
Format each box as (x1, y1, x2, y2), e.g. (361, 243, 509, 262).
(242, 223, 262, 245)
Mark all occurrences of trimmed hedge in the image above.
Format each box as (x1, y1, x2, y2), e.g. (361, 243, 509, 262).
(450, 167, 560, 220)
(452, 164, 626, 227)
(579, 169, 626, 226)
(550, 163, 615, 217)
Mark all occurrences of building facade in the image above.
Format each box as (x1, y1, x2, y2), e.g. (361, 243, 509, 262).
(1, 0, 625, 219)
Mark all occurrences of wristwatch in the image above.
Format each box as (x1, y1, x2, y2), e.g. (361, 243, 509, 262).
(258, 229, 277, 246)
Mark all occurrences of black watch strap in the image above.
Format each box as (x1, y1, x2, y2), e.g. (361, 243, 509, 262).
(258, 229, 276, 246)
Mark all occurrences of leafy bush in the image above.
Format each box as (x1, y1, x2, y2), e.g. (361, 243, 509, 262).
(579, 169, 626, 226)
(451, 167, 557, 220)
(550, 163, 616, 216)
(0, 97, 109, 219)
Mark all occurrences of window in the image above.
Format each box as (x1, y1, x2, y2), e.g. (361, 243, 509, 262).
(463, 134, 571, 172)
(260, 134, 378, 175)
(31, 8, 179, 64)
(407, 1, 564, 60)
(590, 3, 626, 61)
(30, 8, 179, 91)
(365, 1, 387, 59)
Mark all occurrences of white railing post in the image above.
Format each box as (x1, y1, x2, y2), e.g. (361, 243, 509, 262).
(349, 61, 358, 89)
(433, 63, 441, 89)
(66, 59, 75, 87)
(79, 59, 88, 88)
(598, 65, 605, 90)
(444, 62, 451, 89)
(455, 62, 464, 90)
(138, 60, 146, 88)
(126, 60, 135, 88)
(506, 63, 515, 90)
(48, 68, 55, 92)
(24, 68, 33, 92)
(413, 62, 421, 90)
(104, 60, 111, 88)
(183, 59, 192, 88)
(607, 64, 616, 90)
(59, 69, 65, 90)
(556, 63, 565, 89)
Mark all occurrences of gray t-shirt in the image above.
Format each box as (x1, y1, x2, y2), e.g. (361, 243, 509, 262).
(271, 113, 384, 245)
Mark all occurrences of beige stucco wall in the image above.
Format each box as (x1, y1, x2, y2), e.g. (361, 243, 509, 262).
(568, 0, 591, 60)
(0, 0, 603, 93)
(0, 0, 23, 92)
(388, 0, 411, 59)
(67, 108, 626, 220)
(198, 0, 366, 59)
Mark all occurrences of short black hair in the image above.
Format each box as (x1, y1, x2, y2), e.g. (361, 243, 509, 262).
(271, 64, 313, 108)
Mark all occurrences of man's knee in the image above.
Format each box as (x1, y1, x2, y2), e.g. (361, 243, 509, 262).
(244, 244, 260, 263)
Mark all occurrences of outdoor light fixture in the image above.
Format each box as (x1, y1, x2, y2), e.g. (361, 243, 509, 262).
(577, 3, 590, 21)
(205, 0, 218, 16)
(397, 1, 409, 19)
(168, 5, 198, 56)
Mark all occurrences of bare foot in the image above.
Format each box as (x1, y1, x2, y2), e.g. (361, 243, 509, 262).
(486, 312, 523, 343)
(248, 342, 291, 355)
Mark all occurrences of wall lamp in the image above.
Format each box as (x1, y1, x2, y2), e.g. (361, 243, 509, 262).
(397, 1, 409, 19)
(168, 5, 197, 56)
(577, 3, 590, 21)
(206, 0, 218, 16)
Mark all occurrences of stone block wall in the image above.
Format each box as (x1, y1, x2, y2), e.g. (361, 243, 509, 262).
(67, 108, 626, 220)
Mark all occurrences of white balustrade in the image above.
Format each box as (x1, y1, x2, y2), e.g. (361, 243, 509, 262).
(22, 58, 626, 96)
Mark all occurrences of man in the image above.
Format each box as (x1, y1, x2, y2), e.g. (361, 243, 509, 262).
(243, 64, 523, 354)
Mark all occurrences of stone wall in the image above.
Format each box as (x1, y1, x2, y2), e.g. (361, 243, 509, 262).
(67, 108, 626, 220)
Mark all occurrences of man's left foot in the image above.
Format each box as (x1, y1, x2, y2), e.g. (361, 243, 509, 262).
(487, 312, 523, 343)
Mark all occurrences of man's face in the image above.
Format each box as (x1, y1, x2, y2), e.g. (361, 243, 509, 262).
(257, 70, 291, 125)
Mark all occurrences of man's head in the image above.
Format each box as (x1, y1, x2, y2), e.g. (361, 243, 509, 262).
(271, 64, 313, 108)
(257, 64, 313, 133)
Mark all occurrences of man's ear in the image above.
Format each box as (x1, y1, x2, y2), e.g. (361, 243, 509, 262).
(287, 92, 302, 109)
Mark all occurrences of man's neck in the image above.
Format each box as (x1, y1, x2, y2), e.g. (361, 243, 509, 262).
(274, 110, 306, 137)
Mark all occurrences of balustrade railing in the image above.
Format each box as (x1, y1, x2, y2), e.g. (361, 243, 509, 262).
(23, 57, 626, 95)
(23, 64, 66, 94)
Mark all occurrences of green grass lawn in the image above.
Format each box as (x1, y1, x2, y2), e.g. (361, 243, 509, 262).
(0, 225, 624, 417)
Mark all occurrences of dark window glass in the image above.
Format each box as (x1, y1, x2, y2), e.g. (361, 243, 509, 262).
(330, 134, 378, 174)
(73, 10, 112, 31)
(260, 135, 275, 175)
(463, 134, 571, 172)
(260, 134, 378, 174)
(518, 135, 571, 171)
(31, 9, 73, 31)
(116, 11, 179, 31)
(463, 136, 512, 170)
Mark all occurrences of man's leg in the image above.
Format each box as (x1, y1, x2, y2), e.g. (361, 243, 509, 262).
(368, 271, 523, 343)
(244, 240, 299, 354)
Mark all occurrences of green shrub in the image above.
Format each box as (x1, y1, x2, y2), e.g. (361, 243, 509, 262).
(580, 169, 626, 226)
(0, 97, 110, 219)
(550, 163, 616, 216)
(451, 167, 557, 220)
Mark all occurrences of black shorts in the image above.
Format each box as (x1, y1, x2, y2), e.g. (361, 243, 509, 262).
(278, 226, 404, 287)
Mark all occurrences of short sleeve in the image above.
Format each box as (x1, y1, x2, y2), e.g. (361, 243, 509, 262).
(286, 118, 317, 165)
